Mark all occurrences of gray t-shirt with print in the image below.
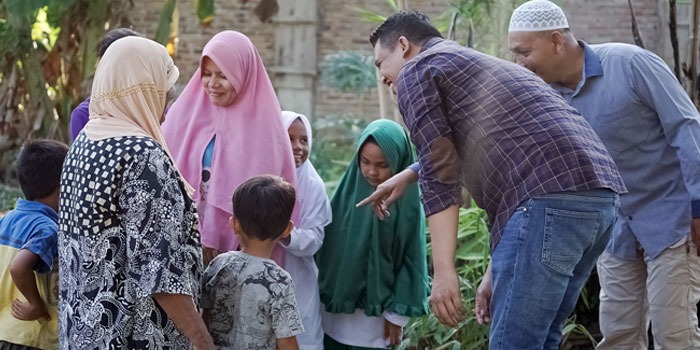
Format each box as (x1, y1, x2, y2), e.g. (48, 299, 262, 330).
(202, 251, 303, 349)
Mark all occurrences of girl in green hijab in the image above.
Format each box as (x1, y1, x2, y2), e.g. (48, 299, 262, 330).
(317, 119, 429, 349)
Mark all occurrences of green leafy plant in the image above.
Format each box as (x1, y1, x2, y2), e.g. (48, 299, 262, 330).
(348, 0, 398, 23)
(561, 315, 598, 349)
(0, 184, 23, 215)
(400, 203, 491, 349)
(310, 114, 368, 194)
(0, 0, 133, 182)
(319, 51, 377, 94)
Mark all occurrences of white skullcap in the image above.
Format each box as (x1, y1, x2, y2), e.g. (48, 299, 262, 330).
(509, 0, 569, 32)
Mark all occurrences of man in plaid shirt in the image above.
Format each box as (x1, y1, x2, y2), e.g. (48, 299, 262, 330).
(362, 10, 626, 349)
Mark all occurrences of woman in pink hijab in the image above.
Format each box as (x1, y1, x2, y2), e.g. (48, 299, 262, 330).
(162, 31, 297, 264)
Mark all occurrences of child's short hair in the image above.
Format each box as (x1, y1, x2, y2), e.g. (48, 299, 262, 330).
(232, 175, 296, 241)
(97, 28, 142, 58)
(16, 139, 69, 200)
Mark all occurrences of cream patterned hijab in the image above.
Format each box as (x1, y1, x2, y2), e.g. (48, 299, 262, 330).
(83, 36, 191, 193)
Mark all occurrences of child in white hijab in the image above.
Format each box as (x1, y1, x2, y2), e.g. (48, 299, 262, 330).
(280, 111, 332, 350)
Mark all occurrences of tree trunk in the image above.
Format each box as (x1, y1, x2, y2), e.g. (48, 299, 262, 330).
(628, 0, 645, 48)
(669, 0, 682, 81)
(690, 0, 700, 104)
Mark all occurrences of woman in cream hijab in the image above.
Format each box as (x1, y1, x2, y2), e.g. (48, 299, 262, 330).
(58, 36, 214, 350)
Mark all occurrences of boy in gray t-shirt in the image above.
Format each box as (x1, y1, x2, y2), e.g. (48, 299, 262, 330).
(202, 175, 303, 350)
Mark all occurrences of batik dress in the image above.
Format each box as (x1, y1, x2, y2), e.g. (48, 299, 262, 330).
(58, 134, 203, 349)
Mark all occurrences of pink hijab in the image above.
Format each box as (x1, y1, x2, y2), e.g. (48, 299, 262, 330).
(162, 31, 297, 257)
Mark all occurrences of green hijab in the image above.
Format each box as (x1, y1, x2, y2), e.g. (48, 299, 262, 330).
(317, 119, 429, 317)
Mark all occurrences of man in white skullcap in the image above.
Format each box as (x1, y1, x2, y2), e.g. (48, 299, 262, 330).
(502, 1, 700, 349)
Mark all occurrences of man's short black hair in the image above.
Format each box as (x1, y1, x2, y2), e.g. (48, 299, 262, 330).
(16, 139, 68, 200)
(369, 10, 443, 49)
(97, 28, 142, 58)
(232, 175, 296, 241)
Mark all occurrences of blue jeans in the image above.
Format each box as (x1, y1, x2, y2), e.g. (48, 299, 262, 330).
(489, 189, 619, 350)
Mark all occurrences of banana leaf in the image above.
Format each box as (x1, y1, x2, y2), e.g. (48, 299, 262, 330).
(155, 0, 177, 45)
(196, 0, 214, 25)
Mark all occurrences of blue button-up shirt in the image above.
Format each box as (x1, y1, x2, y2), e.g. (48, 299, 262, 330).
(553, 42, 700, 259)
(0, 199, 58, 273)
(397, 38, 626, 250)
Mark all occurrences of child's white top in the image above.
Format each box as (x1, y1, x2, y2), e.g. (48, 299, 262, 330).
(280, 111, 332, 349)
(321, 308, 409, 348)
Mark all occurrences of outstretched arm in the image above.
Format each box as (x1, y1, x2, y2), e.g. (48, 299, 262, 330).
(356, 166, 419, 219)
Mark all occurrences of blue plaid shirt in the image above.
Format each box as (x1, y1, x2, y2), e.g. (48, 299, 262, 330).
(397, 38, 626, 250)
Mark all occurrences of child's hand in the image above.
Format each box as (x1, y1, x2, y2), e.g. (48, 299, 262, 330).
(384, 319, 402, 345)
(11, 299, 50, 321)
(202, 247, 221, 265)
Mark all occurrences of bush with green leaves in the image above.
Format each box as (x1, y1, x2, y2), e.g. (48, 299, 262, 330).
(310, 114, 369, 194)
(319, 51, 377, 93)
(0, 184, 23, 215)
(399, 204, 491, 350)
(397, 202, 600, 349)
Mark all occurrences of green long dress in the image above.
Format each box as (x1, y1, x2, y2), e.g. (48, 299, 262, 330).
(317, 119, 429, 348)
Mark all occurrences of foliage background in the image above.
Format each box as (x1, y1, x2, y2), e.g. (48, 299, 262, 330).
(0, 0, 677, 348)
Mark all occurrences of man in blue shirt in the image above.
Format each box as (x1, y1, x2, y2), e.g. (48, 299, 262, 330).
(507, 1, 700, 348)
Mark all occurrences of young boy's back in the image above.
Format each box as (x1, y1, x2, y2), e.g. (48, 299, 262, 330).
(0, 139, 68, 350)
(201, 175, 303, 350)
(203, 251, 302, 348)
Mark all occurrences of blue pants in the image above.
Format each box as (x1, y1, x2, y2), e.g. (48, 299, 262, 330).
(489, 189, 619, 350)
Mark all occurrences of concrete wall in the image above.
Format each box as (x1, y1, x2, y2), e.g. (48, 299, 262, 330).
(561, 0, 664, 57)
(128, 0, 666, 120)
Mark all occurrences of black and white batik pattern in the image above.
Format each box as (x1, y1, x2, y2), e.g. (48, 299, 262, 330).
(58, 134, 203, 349)
(202, 251, 303, 350)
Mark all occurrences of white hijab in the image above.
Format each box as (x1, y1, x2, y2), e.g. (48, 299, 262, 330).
(281, 111, 332, 230)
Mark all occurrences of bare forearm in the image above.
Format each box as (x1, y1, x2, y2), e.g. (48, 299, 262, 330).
(10, 250, 44, 305)
(399, 166, 420, 183)
(426, 205, 464, 326)
(427, 205, 460, 275)
(153, 293, 215, 350)
(276, 336, 299, 350)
